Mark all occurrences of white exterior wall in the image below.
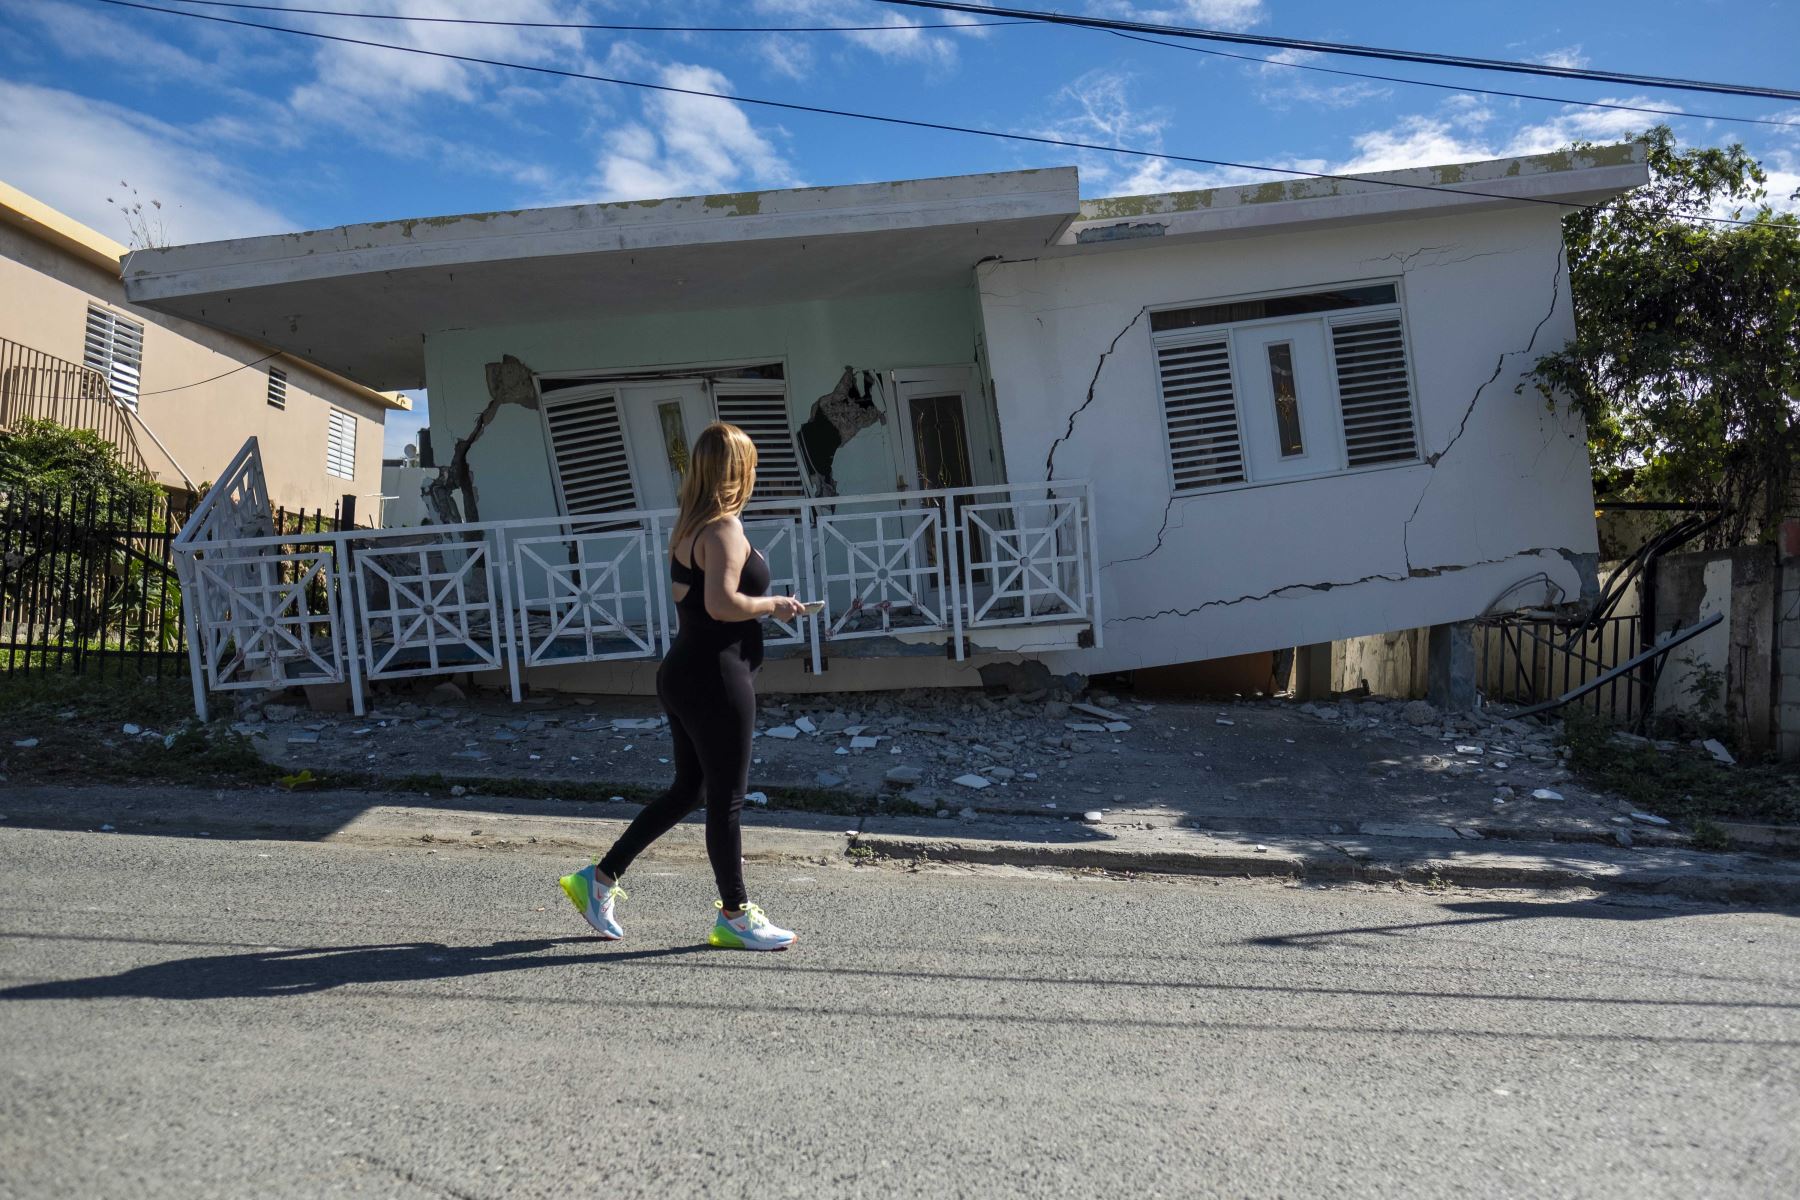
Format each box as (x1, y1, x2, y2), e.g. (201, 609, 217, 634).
(979, 205, 1599, 676)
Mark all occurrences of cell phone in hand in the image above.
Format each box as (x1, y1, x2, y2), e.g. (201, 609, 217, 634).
(799, 600, 825, 616)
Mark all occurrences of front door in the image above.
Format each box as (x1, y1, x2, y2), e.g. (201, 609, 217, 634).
(617, 381, 712, 511)
(1232, 319, 1340, 482)
(893, 365, 1001, 493)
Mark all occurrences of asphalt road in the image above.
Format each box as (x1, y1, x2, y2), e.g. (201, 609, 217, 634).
(0, 826, 1795, 1199)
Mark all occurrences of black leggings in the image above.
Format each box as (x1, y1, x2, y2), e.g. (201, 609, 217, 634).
(598, 642, 754, 909)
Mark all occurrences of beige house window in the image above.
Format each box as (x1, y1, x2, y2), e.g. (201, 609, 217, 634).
(326, 408, 357, 479)
(83, 304, 145, 410)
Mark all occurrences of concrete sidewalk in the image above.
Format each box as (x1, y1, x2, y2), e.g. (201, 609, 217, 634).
(4, 782, 1797, 906)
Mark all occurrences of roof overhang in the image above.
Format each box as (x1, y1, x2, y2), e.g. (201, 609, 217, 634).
(1056, 144, 1649, 254)
(122, 169, 1081, 390)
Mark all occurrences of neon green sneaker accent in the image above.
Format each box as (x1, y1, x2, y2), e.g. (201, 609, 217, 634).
(559, 870, 590, 913)
(708, 900, 795, 950)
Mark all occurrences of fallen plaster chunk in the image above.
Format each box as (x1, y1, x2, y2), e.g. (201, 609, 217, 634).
(794, 717, 818, 735)
(884, 766, 922, 787)
(1215, 719, 1235, 727)
(611, 718, 664, 731)
(1454, 744, 1484, 756)
(746, 791, 768, 806)
(953, 774, 991, 790)
(1065, 721, 1108, 733)
(1070, 702, 1126, 722)
(765, 726, 801, 740)
(1531, 789, 1564, 802)
(1081, 811, 1105, 823)
(1703, 739, 1736, 766)
(844, 726, 867, 737)
(850, 736, 881, 750)
(1630, 811, 1671, 827)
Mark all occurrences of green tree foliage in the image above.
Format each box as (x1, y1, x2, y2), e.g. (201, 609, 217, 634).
(0, 419, 178, 653)
(1531, 126, 1800, 546)
(0, 416, 163, 504)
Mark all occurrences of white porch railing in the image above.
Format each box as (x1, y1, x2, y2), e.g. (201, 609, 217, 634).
(172, 438, 1101, 719)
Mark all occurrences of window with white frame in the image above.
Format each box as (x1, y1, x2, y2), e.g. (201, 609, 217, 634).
(1151, 282, 1419, 495)
(82, 305, 145, 410)
(266, 366, 288, 409)
(326, 408, 357, 479)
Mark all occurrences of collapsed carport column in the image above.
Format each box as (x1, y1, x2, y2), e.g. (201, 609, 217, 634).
(1427, 621, 1477, 711)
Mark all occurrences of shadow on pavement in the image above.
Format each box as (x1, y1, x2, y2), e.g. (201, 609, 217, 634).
(1242, 896, 1798, 947)
(0, 937, 706, 1001)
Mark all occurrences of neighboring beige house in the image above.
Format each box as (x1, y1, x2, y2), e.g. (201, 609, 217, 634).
(0, 181, 406, 514)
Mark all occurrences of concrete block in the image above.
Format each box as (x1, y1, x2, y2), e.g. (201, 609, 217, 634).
(1783, 616, 1800, 650)
(1427, 622, 1477, 711)
(1782, 645, 1800, 681)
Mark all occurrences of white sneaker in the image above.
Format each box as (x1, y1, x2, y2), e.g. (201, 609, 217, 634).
(707, 901, 796, 951)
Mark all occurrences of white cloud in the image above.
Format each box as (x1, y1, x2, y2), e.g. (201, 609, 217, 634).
(19, 0, 212, 81)
(287, 0, 588, 115)
(0, 82, 293, 243)
(1250, 49, 1390, 111)
(1531, 46, 1591, 70)
(582, 61, 800, 201)
(1090, 1, 1266, 30)
(751, 0, 972, 68)
(757, 34, 816, 81)
(1330, 99, 1681, 176)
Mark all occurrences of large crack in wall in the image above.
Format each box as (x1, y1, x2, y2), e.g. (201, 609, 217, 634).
(1092, 241, 1582, 625)
(1108, 546, 1580, 626)
(1043, 306, 1148, 482)
(424, 354, 539, 525)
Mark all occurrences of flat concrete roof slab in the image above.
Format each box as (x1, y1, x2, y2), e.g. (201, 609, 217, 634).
(122, 169, 1079, 389)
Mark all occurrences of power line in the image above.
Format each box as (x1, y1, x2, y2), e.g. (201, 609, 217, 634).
(873, 1, 1800, 103)
(1106, 30, 1800, 131)
(89, 0, 1782, 230)
(151, 0, 1800, 129)
(156, 0, 1026, 33)
(2, 352, 285, 402)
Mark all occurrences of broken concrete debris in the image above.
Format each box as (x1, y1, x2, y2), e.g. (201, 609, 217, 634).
(953, 774, 991, 790)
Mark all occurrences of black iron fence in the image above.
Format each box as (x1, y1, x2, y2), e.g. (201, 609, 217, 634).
(1, 488, 363, 681)
(1476, 612, 1645, 725)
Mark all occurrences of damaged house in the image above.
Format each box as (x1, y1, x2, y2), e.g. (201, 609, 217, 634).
(122, 146, 1645, 716)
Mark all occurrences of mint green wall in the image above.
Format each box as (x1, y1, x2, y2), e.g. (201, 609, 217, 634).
(422, 286, 982, 522)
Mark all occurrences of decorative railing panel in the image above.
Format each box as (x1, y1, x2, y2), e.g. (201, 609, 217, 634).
(171, 438, 1100, 719)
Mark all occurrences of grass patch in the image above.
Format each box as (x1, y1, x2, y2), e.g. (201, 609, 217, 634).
(1562, 711, 1800, 828)
(1, 671, 273, 788)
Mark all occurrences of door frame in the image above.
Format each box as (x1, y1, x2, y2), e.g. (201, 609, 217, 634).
(890, 363, 1002, 494)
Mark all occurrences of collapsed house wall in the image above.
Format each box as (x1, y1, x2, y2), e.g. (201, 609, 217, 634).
(420, 286, 984, 522)
(977, 204, 1599, 679)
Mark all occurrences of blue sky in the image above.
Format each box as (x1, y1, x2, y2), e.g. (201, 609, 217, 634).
(3, 0, 1796, 457)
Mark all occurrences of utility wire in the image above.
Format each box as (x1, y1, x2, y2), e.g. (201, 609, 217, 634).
(873, 0, 1800, 103)
(3, 352, 286, 402)
(152, 0, 1800, 129)
(90, 0, 1784, 230)
(1106, 30, 1800, 131)
(156, 0, 1025, 33)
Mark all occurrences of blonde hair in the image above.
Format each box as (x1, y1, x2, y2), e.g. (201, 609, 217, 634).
(672, 422, 758, 551)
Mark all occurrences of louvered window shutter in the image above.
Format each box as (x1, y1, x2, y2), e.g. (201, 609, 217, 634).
(544, 390, 638, 515)
(82, 305, 145, 410)
(1155, 337, 1245, 493)
(714, 388, 804, 500)
(267, 367, 288, 409)
(1332, 317, 1418, 467)
(326, 408, 357, 479)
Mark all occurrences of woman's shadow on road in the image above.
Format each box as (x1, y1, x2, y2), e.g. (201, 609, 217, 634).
(0, 937, 706, 1002)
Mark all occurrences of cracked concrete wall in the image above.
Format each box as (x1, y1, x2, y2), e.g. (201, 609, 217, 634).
(421, 287, 983, 522)
(978, 205, 1599, 677)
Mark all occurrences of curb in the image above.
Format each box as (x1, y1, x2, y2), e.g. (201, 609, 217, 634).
(851, 832, 1800, 907)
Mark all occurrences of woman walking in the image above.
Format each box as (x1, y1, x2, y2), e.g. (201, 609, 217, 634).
(560, 422, 806, 951)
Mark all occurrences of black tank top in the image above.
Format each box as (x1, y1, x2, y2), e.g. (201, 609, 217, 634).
(670, 527, 770, 668)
